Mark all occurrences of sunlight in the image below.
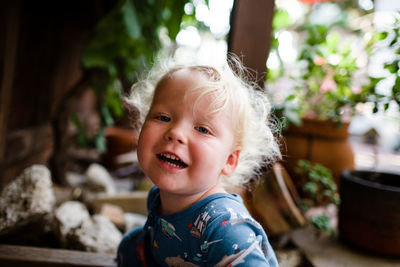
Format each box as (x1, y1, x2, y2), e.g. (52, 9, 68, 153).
(175, 0, 233, 66)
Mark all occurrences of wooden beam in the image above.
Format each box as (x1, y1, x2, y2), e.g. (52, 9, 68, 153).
(0, 245, 117, 267)
(228, 0, 275, 88)
(0, 0, 20, 162)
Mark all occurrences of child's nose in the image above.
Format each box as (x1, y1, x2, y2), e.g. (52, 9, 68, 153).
(164, 124, 186, 144)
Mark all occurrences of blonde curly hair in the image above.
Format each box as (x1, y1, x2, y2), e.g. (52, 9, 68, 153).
(125, 54, 281, 189)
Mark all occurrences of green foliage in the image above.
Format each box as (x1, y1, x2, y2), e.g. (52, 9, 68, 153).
(375, 12, 400, 108)
(71, 113, 89, 148)
(268, 4, 399, 128)
(296, 160, 339, 237)
(296, 160, 339, 208)
(310, 215, 337, 237)
(76, 0, 192, 152)
(268, 9, 293, 82)
(273, 9, 292, 32)
(286, 23, 379, 124)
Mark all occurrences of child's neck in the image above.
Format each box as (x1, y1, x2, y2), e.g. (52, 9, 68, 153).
(158, 184, 227, 215)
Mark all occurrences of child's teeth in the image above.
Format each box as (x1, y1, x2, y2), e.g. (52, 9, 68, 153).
(159, 153, 187, 168)
(163, 153, 178, 160)
(166, 162, 180, 168)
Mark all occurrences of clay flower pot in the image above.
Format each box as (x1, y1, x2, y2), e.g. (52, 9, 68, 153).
(282, 118, 355, 185)
(102, 126, 139, 167)
(339, 169, 400, 256)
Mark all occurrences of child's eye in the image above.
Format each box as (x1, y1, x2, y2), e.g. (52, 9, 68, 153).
(195, 126, 210, 134)
(156, 115, 170, 122)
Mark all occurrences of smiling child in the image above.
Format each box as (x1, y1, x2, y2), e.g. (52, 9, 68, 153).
(117, 56, 281, 266)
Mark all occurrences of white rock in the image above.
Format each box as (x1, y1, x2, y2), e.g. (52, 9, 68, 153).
(124, 213, 147, 233)
(0, 165, 55, 235)
(53, 201, 90, 246)
(65, 171, 85, 187)
(85, 163, 116, 195)
(73, 215, 122, 254)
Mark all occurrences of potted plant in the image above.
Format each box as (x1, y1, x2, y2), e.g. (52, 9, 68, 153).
(339, 169, 400, 256)
(338, 12, 400, 257)
(270, 7, 400, 254)
(295, 160, 339, 238)
(268, 5, 399, 183)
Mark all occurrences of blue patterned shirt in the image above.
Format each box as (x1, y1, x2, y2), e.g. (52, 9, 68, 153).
(118, 186, 279, 267)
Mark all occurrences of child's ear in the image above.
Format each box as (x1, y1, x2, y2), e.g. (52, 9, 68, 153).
(221, 146, 241, 176)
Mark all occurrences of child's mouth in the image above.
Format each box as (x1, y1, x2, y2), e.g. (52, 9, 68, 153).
(157, 152, 188, 168)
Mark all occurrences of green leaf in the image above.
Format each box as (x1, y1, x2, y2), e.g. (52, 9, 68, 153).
(273, 10, 291, 30)
(310, 215, 331, 232)
(303, 182, 318, 195)
(326, 32, 340, 51)
(95, 130, 107, 153)
(373, 103, 379, 113)
(285, 108, 302, 126)
(71, 113, 89, 148)
(384, 60, 400, 74)
(379, 31, 389, 40)
(390, 37, 398, 47)
(384, 102, 390, 110)
(122, 0, 141, 39)
(286, 94, 296, 101)
(165, 0, 187, 39)
(297, 160, 311, 170)
(101, 105, 115, 126)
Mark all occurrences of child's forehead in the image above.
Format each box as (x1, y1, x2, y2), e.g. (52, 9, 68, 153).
(153, 74, 230, 114)
(154, 69, 214, 99)
(158, 66, 220, 88)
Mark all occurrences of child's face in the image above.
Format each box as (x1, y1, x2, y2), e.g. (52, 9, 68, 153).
(137, 69, 241, 196)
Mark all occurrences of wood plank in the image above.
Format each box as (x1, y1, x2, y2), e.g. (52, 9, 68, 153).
(0, 244, 117, 267)
(291, 227, 400, 267)
(89, 191, 148, 216)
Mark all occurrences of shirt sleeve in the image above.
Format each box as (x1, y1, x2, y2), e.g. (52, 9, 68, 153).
(201, 214, 278, 267)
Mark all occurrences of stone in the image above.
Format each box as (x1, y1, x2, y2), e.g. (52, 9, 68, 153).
(124, 213, 147, 233)
(65, 171, 85, 187)
(85, 163, 116, 195)
(53, 201, 90, 247)
(0, 165, 55, 236)
(53, 201, 122, 254)
(71, 215, 122, 254)
(99, 203, 125, 231)
(275, 249, 304, 267)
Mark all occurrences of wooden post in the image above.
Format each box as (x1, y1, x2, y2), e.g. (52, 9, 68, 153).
(0, 0, 20, 162)
(228, 0, 275, 88)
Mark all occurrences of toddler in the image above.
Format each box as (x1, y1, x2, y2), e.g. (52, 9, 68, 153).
(117, 56, 281, 266)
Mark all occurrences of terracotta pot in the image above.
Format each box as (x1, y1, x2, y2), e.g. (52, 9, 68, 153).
(338, 170, 400, 256)
(102, 126, 139, 167)
(282, 118, 354, 185)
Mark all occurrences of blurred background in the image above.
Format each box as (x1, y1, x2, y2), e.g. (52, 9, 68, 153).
(1, 0, 400, 265)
